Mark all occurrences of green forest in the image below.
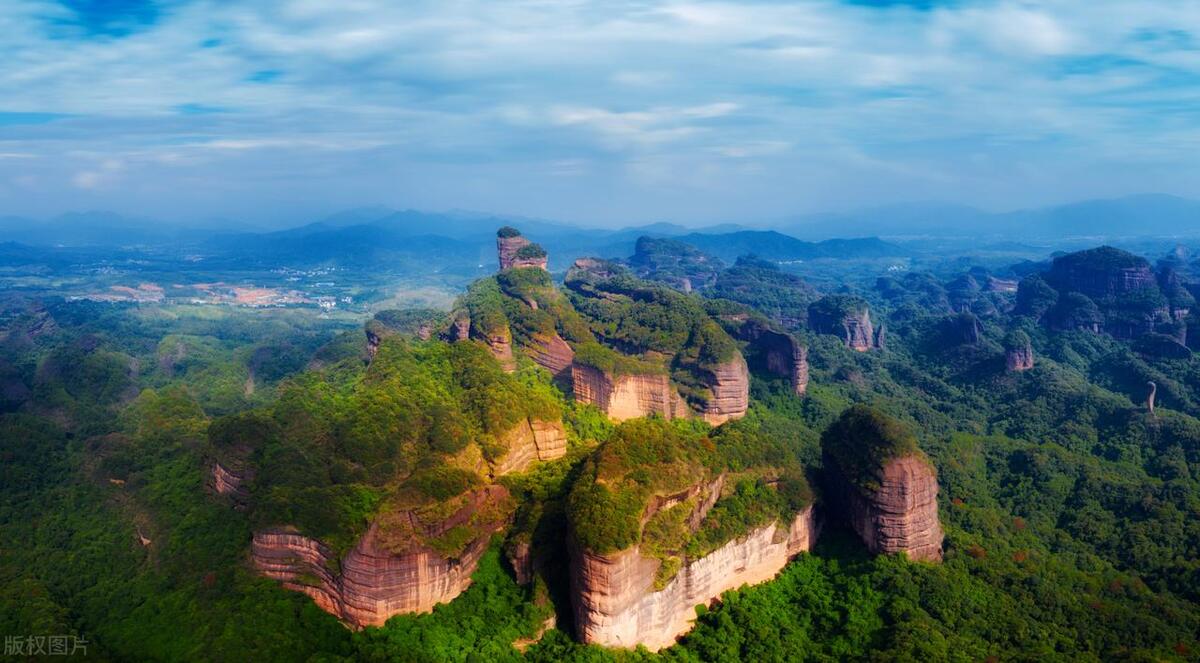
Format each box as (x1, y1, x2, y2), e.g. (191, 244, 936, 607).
(3, 241, 1200, 662)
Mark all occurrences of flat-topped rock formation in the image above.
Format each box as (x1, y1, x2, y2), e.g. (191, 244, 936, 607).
(252, 485, 510, 628)
(570, 505, 819, 650)
(625, 236, 723, 293)
(821, 405, 943, 562)
(1046, 246, 1156, 299)
(497, 226, 548, 271)
(809, 295, 874, 351)
(566, 418, 818, 650)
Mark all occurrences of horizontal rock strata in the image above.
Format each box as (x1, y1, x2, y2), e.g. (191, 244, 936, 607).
(570, 363, 686, 421)
(699, 355, 749, 425)
(252, 485, 510, 628)
(570, 505, 820, 650)
(833, 456, 943, 562)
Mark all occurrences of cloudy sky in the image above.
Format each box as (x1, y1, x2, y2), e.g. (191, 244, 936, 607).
(2, 0, 1199, 227)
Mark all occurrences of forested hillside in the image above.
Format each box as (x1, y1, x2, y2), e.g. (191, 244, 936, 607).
(2, 239, 1200, 661)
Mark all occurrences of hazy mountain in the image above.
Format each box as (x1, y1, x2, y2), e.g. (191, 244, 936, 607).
(675, 231, 906, 262)
(778, 195, 1200, 240)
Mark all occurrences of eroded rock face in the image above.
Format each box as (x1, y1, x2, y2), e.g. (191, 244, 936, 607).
(829, 457, 943, 562)
(699, 355, 749, 425)
(728, 318, 809, 396)
(569, 506, 820, 651)
(497, 234, 548, 271)
(252, 485, 510, 628)
(571, 363, 687, 421)
(810, 303, 873, 351)
(491, 418, 569, 476)
(1006, 344, 1034, 371)
(210, 460, 251, 505)
(525, 332, 575, 380)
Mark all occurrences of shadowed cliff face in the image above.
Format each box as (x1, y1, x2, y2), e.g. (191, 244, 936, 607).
(809, 296, 874, 351)
(1006, 342, 1034, 371)
(569, 506, 820, 650)
(831, 457, 943, 562)
(821, 406, 943, 562)
(725, 316, 809, 395)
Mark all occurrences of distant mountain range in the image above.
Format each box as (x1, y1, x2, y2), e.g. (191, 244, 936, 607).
(776, 194, 1200, 240)
(2, 194, 1197, 271)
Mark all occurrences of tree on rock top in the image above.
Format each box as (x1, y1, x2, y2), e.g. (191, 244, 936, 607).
(821, 405, 924, 491)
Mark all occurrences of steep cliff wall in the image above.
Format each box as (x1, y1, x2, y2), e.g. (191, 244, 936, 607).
(491, 418, 568, 476)
(210, 459, 251, 504)
(497, 232, 548, 271)
(252, 522, 494, 628)
(728, 318, 809, 395)
(698, 355, 749, 425)
(570, 506, 820, 650)
(570, 363, 686, 421)
(809, 296, 874, 351)
(830, 456, 943, 562)
(252, 485, 510, 628)
(525, 332, 574, 380)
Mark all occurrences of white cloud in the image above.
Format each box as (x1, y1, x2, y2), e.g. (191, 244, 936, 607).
(0, 0, 1197, 222)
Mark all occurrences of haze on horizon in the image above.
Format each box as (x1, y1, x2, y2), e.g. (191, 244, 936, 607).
(2, 0, 1198, 228)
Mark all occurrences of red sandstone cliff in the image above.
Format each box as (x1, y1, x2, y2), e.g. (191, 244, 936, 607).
(497, 232, 548, 271)
(525, 332, 575, 380)
(247, 415, 564, 627)
(570, 363, 688, 421)
(698, 355, 749, 425)
(490, 418, 569, 476)
(727, 318, 809, 396)
(569, 505, 820, 650)
(252, 485, 509, 627)
(832, 457, 943, 562)
(1005, 344, 1034, 371)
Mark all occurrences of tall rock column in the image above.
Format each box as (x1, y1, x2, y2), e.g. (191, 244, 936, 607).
(496, 226, 548, 271)
(821, 405, 943, 562)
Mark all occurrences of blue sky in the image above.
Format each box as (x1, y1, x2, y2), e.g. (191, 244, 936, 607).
(1, 0, 1198, 226)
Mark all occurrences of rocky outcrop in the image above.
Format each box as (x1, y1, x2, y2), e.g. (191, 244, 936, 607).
(481, 326, 515, 371)
(491, 418, 569, 476)
(497, 227, 548, 271)
(698, 355, 749, 425)
(727, 317, 809, 396)
(1005, 343, 1034, 371)
(1046, 246, 1156, 299)
(569, 506, 820, 650)
(809, 296, 873, 351)
(210, 460, 251, 504)
(948, 312, 983, 345)
(525, 332, 574, 380)
(571, 363, 687, 421)
(506, 540, 535, 586)
(829, 456, 943, 562)
(365, 327, 384, 360)
(252, 485, 510, 628)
